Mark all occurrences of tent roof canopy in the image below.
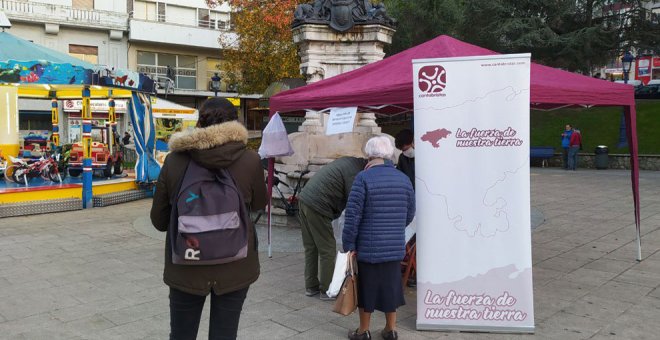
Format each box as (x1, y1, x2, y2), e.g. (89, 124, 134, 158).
(1, 31, 155, 93)
(267, 34, 642, 261)
(270, 35, 635, 114)
(0, 31, 96, 69)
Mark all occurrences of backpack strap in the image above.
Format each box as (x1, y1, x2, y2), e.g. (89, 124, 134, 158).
(216, 168, 250, 217)
(170, 157, 192, 206)
(168, 157, 192, 246)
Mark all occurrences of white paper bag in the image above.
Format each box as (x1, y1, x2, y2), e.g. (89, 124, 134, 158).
(258, 113, 294, 159)
(405, 216, 416, 244)
(326, 251, 349, 298)
(332, 210, 346, 249)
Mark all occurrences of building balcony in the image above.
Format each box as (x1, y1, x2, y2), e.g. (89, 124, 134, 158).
(129, 19, 236, 50)
(0, 0, 128, 31)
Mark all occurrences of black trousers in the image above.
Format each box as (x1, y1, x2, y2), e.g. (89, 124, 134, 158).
(169, 286, 249, 340)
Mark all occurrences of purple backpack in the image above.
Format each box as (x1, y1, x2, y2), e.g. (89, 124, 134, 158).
(169, 160, 249, 265)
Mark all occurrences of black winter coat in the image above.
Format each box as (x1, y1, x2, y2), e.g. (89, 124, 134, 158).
(150, 121, 267, 296)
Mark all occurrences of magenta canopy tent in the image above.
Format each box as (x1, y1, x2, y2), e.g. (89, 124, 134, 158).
(268, 35, 641, 260)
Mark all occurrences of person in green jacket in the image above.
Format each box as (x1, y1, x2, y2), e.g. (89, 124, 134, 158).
(298, 156, 368, 300)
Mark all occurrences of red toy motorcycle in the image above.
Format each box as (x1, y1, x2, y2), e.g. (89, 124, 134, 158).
(4, 155, 62, 185)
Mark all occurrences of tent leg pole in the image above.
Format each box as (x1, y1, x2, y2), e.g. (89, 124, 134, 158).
(267, 158, 275, 259)
(268, 206, 272, 258)
(636, 232, 642, 262)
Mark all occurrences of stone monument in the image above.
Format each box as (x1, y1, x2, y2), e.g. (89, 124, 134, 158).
(292, 0, 396, 82)
(268, 0, 397, 225)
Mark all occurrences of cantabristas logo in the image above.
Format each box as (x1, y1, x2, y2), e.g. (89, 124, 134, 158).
(418, 65, 447, 97)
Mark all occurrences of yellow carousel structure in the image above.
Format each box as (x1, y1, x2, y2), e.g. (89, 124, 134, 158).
(0, 23, 159, 217)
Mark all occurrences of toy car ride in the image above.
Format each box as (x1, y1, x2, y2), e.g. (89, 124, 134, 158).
(20, 132, 49, 159)
(68, 126, 123, 178)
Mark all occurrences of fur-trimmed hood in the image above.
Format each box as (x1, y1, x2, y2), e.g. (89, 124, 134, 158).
(168, 121, 248, 152)
(167, 121, 250, 171)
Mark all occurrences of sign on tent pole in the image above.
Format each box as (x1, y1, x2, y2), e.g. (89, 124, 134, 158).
(326, 107, 357, 135)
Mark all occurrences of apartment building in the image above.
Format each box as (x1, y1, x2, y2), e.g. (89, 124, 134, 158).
(128, 0, 246, 109)
(1, 0, 130, 69)
(599, 0, 660, 83)
(3, 0, 258, 133)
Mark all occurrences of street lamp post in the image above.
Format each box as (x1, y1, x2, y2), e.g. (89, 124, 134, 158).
(211, 73, 222, 97)
(621, 51, 634, 84)
(617, 51, 635, 148)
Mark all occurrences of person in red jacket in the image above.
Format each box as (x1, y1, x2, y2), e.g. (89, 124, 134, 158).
(568, 128, 582, 170)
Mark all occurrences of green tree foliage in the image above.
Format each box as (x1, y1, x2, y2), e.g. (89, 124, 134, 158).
(614, 0, 660, 54)
(383, 0, 463, 56)
(459, 0, 620, 73)
(206, 0, 306, 94)
(384, 0, 659, 72)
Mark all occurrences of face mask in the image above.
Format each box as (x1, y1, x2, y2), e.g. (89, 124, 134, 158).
(402, 147, 415, 158)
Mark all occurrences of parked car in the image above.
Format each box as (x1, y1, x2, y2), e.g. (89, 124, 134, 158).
(634, 85, 660, 99)
(68, 126, 123, 178)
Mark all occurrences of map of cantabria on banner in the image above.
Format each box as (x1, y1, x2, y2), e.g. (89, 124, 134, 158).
(413, 54, 534, 333)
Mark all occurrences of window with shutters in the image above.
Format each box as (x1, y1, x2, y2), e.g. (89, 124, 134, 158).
(157, 2, 166, 22)
(137, 51, 197, 90)
(69, 44, 98, 64)
(72, 0, 93, 10)
(198, 8, 210, 28)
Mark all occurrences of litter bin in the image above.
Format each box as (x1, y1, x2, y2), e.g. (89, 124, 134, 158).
(595, 145, 609, 169)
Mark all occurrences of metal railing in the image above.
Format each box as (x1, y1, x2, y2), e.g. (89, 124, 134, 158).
(122, 145, 137, 164)
(0, 0, 32, 13)
(0, 0, 128, 29)
(67, 7, 101, 22)
(197, 18, 231, 31)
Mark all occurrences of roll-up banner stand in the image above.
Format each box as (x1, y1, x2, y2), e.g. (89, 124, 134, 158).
(412, 54, 534, 333)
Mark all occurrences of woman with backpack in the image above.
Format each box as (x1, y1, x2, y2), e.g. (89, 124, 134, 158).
(150, 97, 267, 340)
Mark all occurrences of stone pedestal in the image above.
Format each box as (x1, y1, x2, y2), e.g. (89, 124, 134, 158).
(268, 23, 396, 224)
(292, 23, 393, 136)
(293, 24, 395, 83)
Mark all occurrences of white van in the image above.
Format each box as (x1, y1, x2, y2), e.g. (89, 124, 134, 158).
(614, 79, 642, 86)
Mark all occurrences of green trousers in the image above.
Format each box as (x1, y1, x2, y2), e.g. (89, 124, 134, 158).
(298, 201, 336, 292)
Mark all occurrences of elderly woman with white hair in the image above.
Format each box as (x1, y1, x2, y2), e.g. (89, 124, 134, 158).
(342, 136, 416, 340)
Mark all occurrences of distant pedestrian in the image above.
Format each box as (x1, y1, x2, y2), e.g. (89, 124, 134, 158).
(122, 132, 131, 145)
(166, 65, 175, 82)
(298, 156, 367, 300)
(568, 128, 582, 170)
(343, 136, 415, 340)
(394, 129, 415, 190)
(561, 124, 573, 169)
(150, 97, 267, 340)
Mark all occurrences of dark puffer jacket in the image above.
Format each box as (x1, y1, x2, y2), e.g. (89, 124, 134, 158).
(342, 163, 415, 263)
(150, 121, 267, 296)
(298, 157, 367, 219)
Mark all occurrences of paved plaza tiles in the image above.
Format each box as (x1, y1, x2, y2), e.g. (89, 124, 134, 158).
(0, 168, 659, 339)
